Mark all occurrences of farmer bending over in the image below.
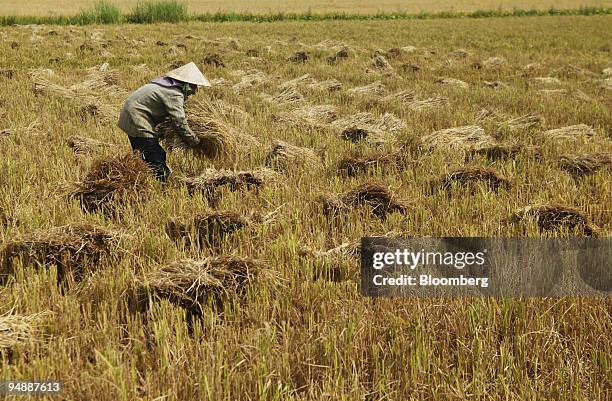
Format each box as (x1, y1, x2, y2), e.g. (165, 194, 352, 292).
(118, 62, 210, 181)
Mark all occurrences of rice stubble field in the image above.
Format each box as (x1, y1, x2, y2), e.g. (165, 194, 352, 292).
(0, 13, 611, 400)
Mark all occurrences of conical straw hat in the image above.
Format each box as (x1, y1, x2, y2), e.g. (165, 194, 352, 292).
(166, 62, 211, 87)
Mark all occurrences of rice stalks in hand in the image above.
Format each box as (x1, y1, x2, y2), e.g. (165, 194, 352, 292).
(322, 182, 410, 219)
(138, 257, 263, 315)
(157, 101, 258, 160)
(429, 166, 511, 194)
(512, 204, 601, 237)
(69, 152, 154, 213)
(1, 224, 121, 283)
(559, 152, 611, 178)
(265, 140, 320, 171)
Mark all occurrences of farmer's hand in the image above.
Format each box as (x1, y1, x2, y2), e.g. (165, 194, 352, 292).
(184, 134, 200, 147)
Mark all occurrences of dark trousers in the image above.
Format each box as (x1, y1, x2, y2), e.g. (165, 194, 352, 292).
(128, 136, 170, 182)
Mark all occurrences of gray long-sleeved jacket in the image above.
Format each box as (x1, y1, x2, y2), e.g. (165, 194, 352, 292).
(118, 83, 197, 143)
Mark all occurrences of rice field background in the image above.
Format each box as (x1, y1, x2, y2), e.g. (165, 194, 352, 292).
(2, 0, 612, 16)
(0, 10, 611, 401)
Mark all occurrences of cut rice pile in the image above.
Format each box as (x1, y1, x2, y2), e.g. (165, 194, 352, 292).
(512, 204, 601, 237)
(1, 224, 121, 282)
(421, 126, 496, 150)
(322, 182, 410, 219)
(138, 256, 263, 315)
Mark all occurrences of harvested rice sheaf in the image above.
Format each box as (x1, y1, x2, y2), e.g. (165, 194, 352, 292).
(261, 87, 304, 105)
(333, 112, 405, 146)
(166, 211, 251, 248)
(500, 113, 544, 132)
(468, 143, 542, 161)
(265, 140, 320, 171)
(278, 74, 317, 89)
(278, 74, 342, 92)
(406, 97, 449, 111)
(308, 79, 343, 92)
(322, 182, 410, 219)
(559, 152, 612, 178)
(381, 90, 417, 103)
(230, 69, 270, 92)
(347, 81, 386, 97)
(203, 53, 225, 68)
(421, 126, 496, 150)
(429, 166, 511, 194)
(483, 81, 508, 89)
(70, 152, 154, 213)
(67, 135, 111, 154)
(333, 112, 405, 134)
(0, 224, 120, 282)
(288, 51, 309, 63)
(138, 257, 263, 315)
(435, 77, 469, 88)
(33, 64, 122, 123)
(0, 68, 16, 79)
(0, 312, 46, 349)
(78, 100, 119, 123)
(273, 104, 338, 130)
(338, 151, 404, 177)
(542, 124, 595, 140)
(553, 64, 596, 78)
(512, 204, 601, 237)
(298, 241, 361, 282)
(326, 48, 349, 64)
(475, 108, 504, 122)
(371, 55, 393, 71)
(532, 77, 562, 85)
(448, 49, 470, 59)
(538, 89, 592, 102)
(481, 56, 506, 69)
(183, 168, 278, 205)
(34, 63, 122, 99)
